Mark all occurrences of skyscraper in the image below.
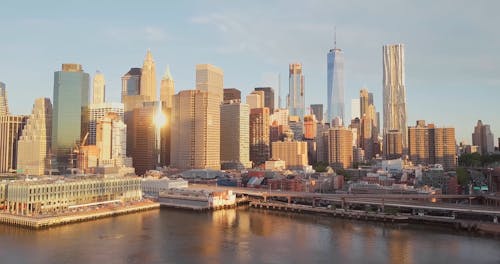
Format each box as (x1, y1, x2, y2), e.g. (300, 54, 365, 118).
(160, 66, 175, 109)
(96, 112, 130, 167)
(316, 123, 330, 163)
(223, 88, 241, 103)
(196, 64, 224, 102)
(310, 104, 323, 123)
(17, 98, 52, 175)
(249, 107, 270, 166)
(140, 50, 157, 101)
(360, 88, 370, 117)
(159, 66, 174, 167)
(359, 88, 379, 160)
(246, 91, 264, 109)
(92, 71, 105, 104)
(383, 44, 407, 155)
(52, 63, 90, 170)
(0, 82, 8, 116)
(360, 110, 374, 160)
(220, 102, 251, 169)
(303, 115, 317, 140)
(121, 68, 142, 99)
(288, 115, 304, 141)
(0, 115, 28, 173)
(122, 51, 158, 165)
(472, 120, 495, 155)
(328, 127, 353, 169)
(385, 130, 403, 159)
(255, 87, 275, 113)
(351, 99, 360, 120)
(327, 40, 345, 125)
(129, 103, 157, 175)
(88, 102, 124, 145)
(288, 63, 305, 119)
(171, 90, 220, 170)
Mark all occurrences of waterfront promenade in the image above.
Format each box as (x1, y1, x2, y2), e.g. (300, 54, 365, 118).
(0, 200, 159, 229)
(188, 184, 500, 235)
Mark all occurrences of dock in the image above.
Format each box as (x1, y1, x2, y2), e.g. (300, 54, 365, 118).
(0, 201, 160, 229)
(249, 201, 409, 222)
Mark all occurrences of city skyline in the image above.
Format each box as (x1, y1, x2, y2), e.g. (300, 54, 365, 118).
(0, 1, 498, 142)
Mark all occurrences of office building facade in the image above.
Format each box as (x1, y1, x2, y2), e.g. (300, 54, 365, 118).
(223, 88, 241, 103)
(0, 82, 8, 116)
(385, 130, 403, 159)
(92, 71, 105, 104)
(16, 98, 52, 175)
(0, 115, 28, 173)
(249, 107, 270, 166)
(171, 90, 221, 170)
(51, 63, 90, 170)
(128, 103, 157, 175)
(88, 102, 124, 145)
(196, 64, 224, 102)
(303, 115, 317, 140)
(246, 91, 264, 109)
(255, 87, 275, 113)
(160, 66, 175, 109)
(288, 63, 305, 119)
(121, 68, 142, 99)
(408, 120, 456, 169)
(327, 127, 353, 169)
(271, 140, 308, 169)
(220, 102, 251, 169)
(310, 104, 323, 123)
(472, 120, 495, 155)
(327, 45, 345, 125)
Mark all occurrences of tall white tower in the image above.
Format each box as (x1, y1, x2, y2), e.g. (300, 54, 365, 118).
(383, 44, 407, 155)
(92, 71, 105, 104)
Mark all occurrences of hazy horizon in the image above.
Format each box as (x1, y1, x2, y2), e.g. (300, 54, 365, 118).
(1, 0, 498, 143)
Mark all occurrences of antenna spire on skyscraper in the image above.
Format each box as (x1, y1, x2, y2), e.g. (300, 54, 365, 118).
(334, 26, 337, 49)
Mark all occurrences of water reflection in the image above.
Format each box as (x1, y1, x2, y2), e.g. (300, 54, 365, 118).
(0, 208, 499, 264)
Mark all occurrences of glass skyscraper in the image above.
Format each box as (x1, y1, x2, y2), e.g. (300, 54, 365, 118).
(52, 64, 90, 170)
(327, 45, 344, 125)
(288, 63, 305, 119)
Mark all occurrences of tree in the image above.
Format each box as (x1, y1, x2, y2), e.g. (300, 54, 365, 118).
(456, 167, 470, 186)
(313, 162, 329, 172)
(458, 153, 481, 167)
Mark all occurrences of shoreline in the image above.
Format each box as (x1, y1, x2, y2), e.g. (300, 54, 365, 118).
(247, 200, 500, 237)
(1, 198, 499, 238)
(0, 201, 160, 229)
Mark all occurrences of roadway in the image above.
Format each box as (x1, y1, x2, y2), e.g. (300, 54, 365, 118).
(188, 184, 500, 216)
(188, 184, 478, 200)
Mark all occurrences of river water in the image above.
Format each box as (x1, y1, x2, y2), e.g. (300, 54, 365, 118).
(0, 207, 499, 264)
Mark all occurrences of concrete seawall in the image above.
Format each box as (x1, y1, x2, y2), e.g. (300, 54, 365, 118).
(249, 201, 500, 236)
(0, 202, 160, 229)
(249, 201, 408, 222)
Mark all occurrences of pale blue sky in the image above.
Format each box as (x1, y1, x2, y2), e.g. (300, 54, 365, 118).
(1, 0, 498, 142)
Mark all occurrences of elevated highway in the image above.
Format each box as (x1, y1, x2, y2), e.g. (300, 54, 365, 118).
(188, 184, 500, 219)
